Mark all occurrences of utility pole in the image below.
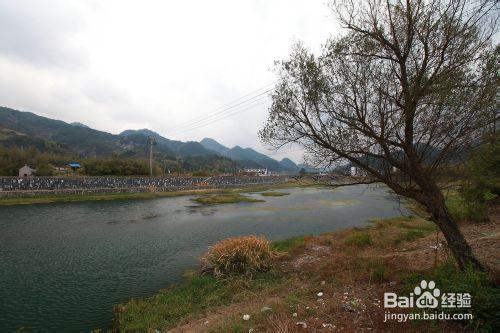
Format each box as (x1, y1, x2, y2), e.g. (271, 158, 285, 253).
(147, 136, 156, 176)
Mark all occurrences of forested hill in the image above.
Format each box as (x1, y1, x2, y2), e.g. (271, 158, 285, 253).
(0, 106, 300, 173)
(0, 106, 227, 159)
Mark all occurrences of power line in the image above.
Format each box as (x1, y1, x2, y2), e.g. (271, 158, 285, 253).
(165, 81, 277, 132)
(170, 89, 273, 133)
(265, 148, 304, 157)
(170, 96, 272, 135)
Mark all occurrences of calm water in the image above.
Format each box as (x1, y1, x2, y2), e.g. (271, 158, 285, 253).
(0, 184, 408, 332)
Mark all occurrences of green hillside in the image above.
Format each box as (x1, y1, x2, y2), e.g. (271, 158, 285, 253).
(0, 107, 239, 175)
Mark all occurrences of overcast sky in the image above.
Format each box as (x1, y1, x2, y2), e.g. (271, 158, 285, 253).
(0, 0, 341, 163)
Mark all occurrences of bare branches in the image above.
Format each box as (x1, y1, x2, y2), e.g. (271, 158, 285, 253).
(260, 0, 498, 197)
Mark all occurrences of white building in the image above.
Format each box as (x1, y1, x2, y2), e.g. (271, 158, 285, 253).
(243, 168, 268, 176)
(19, 164, 36, 177)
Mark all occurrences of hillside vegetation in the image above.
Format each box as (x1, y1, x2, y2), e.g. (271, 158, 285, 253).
(0, 106, 300, 175)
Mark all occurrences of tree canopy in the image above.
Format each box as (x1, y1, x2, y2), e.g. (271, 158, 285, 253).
(261, 0, 499, 271)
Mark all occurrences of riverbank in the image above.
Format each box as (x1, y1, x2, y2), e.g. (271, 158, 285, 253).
(0, 181, 312, 206)
(115, 207, 499, 332)
(0, 178, 332, 206)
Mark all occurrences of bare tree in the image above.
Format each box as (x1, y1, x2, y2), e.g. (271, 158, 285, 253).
(260, 0, 499, 271)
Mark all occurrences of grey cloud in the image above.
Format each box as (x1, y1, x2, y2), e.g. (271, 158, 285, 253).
(0, 0, 88, 69)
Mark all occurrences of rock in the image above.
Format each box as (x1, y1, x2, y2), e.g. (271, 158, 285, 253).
(321, 280, 326, 285)
(243, 314, 250, 321)
(317, 292, 324, 297)
(342, 303, 356, 312)
(296, 321, 307, 329)
(204, 320, 209, 325)
(261, 306, 272, 313)
(248, 329, 254, 333)
(292, 312, 298, 317)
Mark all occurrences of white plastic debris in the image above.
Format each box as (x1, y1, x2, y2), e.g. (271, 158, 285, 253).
(292, 312, 298, 317)
(296, 321, 307, 328)
(243, 314, 251, 321)
(317, 292, 324, 297)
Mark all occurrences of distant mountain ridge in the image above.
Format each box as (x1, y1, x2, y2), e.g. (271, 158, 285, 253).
(0, 106, 301, 172)
(200, 137, 299, 172)
(0, 106, 220, 159)
(120, 129, 213, 157)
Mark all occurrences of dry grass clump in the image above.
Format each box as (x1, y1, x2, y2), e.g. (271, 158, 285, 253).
(201, 235, 276, 278)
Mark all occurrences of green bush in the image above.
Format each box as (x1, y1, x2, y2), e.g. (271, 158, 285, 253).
(192, 170, 210, 177)
(83, 157, 150, 175)
(459, 136, 499, 222)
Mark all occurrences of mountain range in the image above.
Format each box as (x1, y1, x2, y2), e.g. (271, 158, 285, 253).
(0, 106, 305, 172)
(200, 138, 297, 172)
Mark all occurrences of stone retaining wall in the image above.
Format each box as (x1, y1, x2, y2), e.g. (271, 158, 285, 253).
(0, 176, 289, 198)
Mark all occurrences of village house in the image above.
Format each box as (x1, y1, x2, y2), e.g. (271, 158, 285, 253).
(18, 164, 36, 177)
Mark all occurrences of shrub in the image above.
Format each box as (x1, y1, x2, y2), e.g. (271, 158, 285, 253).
(345, 232, 372, 247)
(458, 136, 499, 222)
(201, 236, 276, 278)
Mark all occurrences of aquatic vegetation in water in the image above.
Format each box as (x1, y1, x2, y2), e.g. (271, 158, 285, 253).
(193, 194, 264, 205)
(142, 212, 161, 219)
(261, 191, 290, 197)
(317, 199, 356, 207)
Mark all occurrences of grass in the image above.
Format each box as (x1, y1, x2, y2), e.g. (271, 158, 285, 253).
(116, 270, 283, 331)
(116, 274, 230, 331)
(260, 191, 290, 197)
(344, 231, 372, 247)
(193, 194, 265, 205)
(115, 234, 307, 331)
(368, 216, 437, 246)
(271, 235, 308, 252)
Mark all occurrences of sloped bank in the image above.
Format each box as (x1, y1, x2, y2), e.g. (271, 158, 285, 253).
(115, 211, 499, 332)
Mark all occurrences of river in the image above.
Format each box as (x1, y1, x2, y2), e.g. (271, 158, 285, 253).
(0, 184, 409, 332)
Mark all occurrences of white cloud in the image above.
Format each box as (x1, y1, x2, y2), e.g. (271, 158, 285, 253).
(0, 0, 340, 163)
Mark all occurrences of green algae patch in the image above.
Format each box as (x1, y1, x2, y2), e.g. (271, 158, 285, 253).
(261, 191, 290, 197)
(193, 194, 265, 205)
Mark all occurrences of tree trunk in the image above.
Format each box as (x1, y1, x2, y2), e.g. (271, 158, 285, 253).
(428, 193, 486, 272)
